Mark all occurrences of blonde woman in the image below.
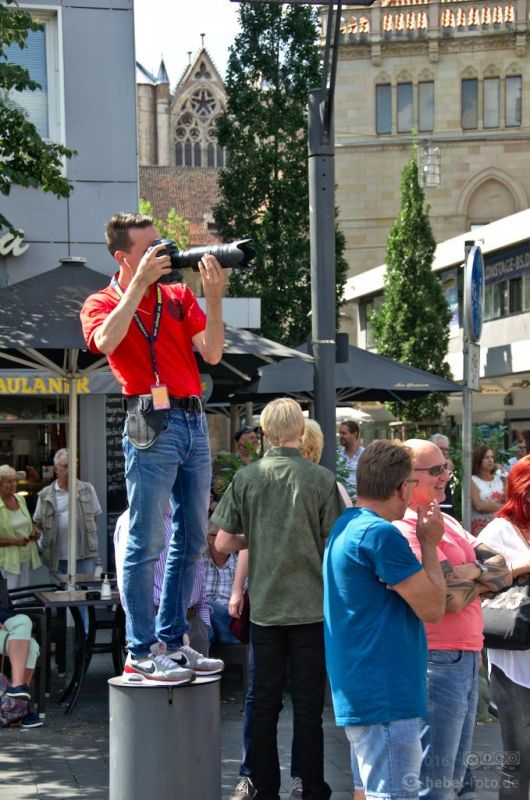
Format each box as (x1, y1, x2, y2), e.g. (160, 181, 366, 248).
(0, 465, 40, 590)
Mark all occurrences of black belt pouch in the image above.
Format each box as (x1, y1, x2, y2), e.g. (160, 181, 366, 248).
(126, 395, 166, 450)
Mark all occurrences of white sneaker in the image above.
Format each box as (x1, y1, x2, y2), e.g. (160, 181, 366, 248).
(289, 777, 303, 799)
(166, 635, 224, 676)
(123, 642, 195, 684)
(229, 776, 255, 800)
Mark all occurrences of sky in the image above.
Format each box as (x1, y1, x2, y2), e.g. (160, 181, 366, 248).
(134, 0, 241, 86)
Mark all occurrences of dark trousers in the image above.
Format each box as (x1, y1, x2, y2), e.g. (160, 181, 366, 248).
(490, 664, 530, 800)
(250, 620, 331, 800)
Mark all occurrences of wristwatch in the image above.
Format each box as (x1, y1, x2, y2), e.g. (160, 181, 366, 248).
(474, 559, 488, 578)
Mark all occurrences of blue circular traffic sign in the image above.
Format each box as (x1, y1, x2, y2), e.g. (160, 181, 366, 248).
(464, 245, 484, 342)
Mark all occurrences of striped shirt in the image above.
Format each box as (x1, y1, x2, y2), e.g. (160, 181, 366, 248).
(114, 509, 210, 626)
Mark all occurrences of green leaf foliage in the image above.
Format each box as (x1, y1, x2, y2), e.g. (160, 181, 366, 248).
(213, 3, 348, 347)
(139, 199, 190, 249)
(372, 149, 452, 421)
(0, 0, 75, 232)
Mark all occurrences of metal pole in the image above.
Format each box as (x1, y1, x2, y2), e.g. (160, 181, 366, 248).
(461, 242, 473, 533)
(67, 369, 78, 591)
(308, 1, 342, 473)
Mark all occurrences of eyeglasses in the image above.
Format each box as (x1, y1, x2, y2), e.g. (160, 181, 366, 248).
(399, 477, 419, 489)
(414, 463, 450, 476)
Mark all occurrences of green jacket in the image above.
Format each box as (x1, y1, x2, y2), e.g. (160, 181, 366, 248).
(0, 493, 41, 574)
(36, 481, 99, 570)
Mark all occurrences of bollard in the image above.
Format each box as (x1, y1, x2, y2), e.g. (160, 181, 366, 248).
(109, 675, 221, 800)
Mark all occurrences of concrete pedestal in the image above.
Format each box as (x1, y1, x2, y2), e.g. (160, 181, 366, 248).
(108, 675, 221, 800)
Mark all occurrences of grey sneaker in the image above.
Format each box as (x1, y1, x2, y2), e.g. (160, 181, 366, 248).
(289, 777, 303, 799)
(166, 636, 224, 676)
(123, 642, 195, 684)
(229, 776, 255, 800)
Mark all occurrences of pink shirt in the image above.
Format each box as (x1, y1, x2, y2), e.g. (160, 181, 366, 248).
(394, 509, 483, 651)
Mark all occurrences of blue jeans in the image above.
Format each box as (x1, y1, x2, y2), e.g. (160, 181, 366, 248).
(420, 650, 480, 800)
(345, 718, 423, 800)
(208, 599, 239, 646)
(122, 409, 211, 658)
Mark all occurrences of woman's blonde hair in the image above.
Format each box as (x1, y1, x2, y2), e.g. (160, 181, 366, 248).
(299, 419, 324, 464)
(0, 464, 16, 483)
(260, 398, 305, 446)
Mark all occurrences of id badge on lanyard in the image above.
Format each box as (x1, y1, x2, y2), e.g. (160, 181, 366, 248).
(112, 277, 171, 409)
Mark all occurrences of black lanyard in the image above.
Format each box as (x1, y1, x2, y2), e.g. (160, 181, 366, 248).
(111, 276, 164, 385)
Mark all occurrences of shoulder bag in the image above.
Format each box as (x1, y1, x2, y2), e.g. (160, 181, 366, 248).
(482, 524, 530, 650)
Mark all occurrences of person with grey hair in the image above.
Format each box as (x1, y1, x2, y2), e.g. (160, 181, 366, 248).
(0, 465, 41, 589)
(33, 449, 101, 576)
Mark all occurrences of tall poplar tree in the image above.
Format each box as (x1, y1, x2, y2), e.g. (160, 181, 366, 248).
(0, 1, 74, 232)
(372, 150, 452, 421)
(214, 3, 348, 347)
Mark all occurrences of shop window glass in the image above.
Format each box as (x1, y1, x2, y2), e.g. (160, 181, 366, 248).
(483, 78, 500, 128)
(462, 78, 478, 129)
(509, 277, 523, 313)
(397, 83, 413, 133)
(376, 84, 391, 134)
(418, 81, 434, 132)
(506, 76, 522, 127)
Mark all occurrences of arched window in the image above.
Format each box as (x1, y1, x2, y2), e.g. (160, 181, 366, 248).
(194, 141, 202, 167)
(184, 140, 192, 167)
(207, 143, 215, 167)
(175, 142, 184, 166)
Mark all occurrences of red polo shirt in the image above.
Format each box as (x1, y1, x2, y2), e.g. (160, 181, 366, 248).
(80, 278, 206, 397)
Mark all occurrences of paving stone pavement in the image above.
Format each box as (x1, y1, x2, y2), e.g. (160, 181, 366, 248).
(0, 654, 504, 800)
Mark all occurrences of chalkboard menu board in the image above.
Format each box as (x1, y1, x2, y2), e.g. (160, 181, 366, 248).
(106, 395, 127, 570)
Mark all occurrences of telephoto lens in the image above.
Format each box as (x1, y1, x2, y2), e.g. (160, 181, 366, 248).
(152, 238, 256, 285)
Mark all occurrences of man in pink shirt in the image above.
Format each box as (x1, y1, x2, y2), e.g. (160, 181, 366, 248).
(394, 439, 512, 800)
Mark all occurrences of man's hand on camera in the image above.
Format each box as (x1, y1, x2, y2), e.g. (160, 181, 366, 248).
(198, 254, 225, 301)
(134, 242, 172, 288)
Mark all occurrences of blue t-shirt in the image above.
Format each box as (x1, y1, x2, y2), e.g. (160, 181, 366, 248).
(323, 507, 427, 726)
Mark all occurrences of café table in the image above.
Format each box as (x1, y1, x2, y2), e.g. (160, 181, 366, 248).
(35, 589, 125, 714)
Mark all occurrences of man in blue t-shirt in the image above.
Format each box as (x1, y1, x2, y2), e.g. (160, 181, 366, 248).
(324, 440, 446, 800)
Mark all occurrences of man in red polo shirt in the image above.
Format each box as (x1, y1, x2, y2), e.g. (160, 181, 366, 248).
(81, 212, 225, 683)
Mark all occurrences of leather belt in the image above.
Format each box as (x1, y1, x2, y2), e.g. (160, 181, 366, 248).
(124, 394, 202, 413)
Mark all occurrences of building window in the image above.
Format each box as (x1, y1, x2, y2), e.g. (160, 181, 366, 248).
(376, 84, 391, 134)
(418, 81, 434, 132)
(462, 78, 478, 129)
(5, 12, 61, 142)
(483, 78, 500, 129)
(484, 275, 530, 321)
(397, 83, 413, 133)
(506, 75, 522, 127)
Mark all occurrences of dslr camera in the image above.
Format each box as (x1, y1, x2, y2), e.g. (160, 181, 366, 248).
(152, 238, 256, 285)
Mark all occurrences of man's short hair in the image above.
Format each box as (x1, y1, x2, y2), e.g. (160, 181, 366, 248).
(356, 440, 412, 501)
(339, 419, 360, 436)
(234, 425, 257, 443)
(260, 398, 305, 447)
(430, 433, 449, 447)
(105, 213, 154, 257)
(53, 448, 68, 466)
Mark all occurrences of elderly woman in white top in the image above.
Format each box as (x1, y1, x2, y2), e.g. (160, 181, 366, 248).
(477, 454, 530, 800)
(0, 465, 40, 590)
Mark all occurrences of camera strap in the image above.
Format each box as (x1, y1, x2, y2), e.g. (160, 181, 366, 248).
(111, 276, 164, 387)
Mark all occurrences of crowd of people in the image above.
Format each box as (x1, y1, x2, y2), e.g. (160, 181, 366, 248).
(1, 210, 528, 800)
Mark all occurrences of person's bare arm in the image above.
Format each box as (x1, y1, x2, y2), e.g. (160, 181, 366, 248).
(393, 504, 446, 623)
(471, 481, 502, 514)
(93, 243, 171, 354)
(215, 528, 247, 553)
(0, 537, 28, 547)
(191, 255, 225, 365)
(229, 549, 249, 618)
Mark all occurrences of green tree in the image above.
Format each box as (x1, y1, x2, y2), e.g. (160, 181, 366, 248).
(214, 3, 348, 347)
(372, 150, 452, 421)
(139, 199, 190, 248)
(0, 1, 75, 232)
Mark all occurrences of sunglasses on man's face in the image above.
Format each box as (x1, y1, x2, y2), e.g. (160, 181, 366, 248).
(414, 463, 449, 477)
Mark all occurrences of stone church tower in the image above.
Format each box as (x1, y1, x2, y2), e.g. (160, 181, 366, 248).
(136, 48, 227, 169)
